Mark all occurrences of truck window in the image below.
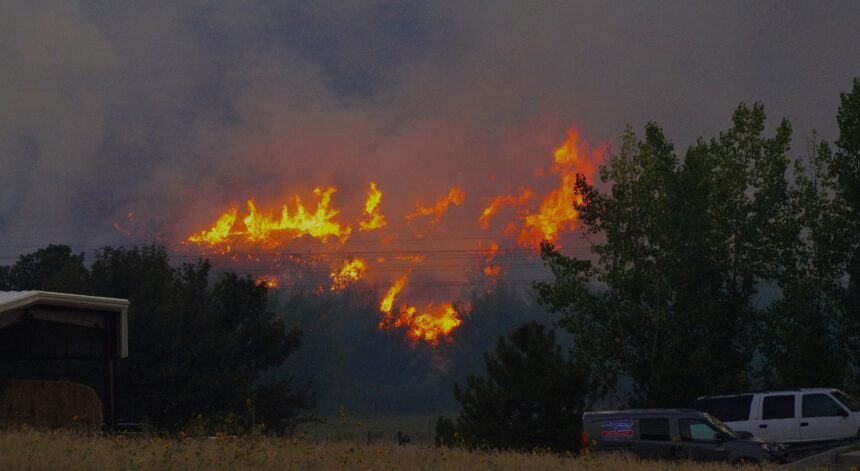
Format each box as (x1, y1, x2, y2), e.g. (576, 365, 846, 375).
(803, 393, 847, 417)
(679, 418, 720, 442)
(762, 395, 795, 419)
(638, 418, 670, 441)
(832, 390, 860, 412)
(694, 395, 753, 422)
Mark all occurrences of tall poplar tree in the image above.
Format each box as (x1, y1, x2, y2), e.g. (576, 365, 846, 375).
(537, 104, 794, 406)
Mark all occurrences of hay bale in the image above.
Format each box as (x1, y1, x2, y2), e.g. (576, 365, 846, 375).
(0, 379, 103, 433)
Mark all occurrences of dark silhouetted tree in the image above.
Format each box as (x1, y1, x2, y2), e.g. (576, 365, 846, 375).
(87, 246, 311, 431)
(4, 244, 92, 293)
(436, 322, 589, 452)
(0, 244, 312, 432)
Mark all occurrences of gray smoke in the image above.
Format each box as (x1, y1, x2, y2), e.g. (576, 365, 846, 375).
(1, 0, 859, 255)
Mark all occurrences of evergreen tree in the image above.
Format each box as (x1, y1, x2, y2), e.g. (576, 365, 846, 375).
(436, 322, 589, 452)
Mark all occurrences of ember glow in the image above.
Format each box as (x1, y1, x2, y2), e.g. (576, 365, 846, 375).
(481, 240, 501, 281)
(176, 126, 602, 345)
(255, 275, 280, 289)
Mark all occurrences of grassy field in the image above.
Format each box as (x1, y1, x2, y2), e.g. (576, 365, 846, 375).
(294, 413, 440, 445)
(0, 428, 775, 471)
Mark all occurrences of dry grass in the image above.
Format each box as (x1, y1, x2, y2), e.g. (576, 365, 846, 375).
(0, 428, 775, 471)
(0, 380, 102, 433)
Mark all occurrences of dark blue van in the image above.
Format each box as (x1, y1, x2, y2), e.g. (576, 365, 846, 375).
(582, 409, 786, 464)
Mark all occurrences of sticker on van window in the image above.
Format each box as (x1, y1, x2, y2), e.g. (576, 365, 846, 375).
(600, 419, 634, 437)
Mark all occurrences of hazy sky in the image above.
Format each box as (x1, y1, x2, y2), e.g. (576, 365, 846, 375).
(1, 1, 859, 254)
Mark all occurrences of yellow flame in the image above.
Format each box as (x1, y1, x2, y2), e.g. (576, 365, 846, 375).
(518, 128, 602, 250)
(379, 274, 408, 314)
(393, 303, 462, 346)
(185, 187, 352, 249)
(359, 182, 386, 231)
(518, 173, 580, 248)
(187, 207, 238, 245)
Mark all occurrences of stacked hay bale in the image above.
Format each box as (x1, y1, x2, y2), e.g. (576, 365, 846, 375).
(0, 379, 103, 433)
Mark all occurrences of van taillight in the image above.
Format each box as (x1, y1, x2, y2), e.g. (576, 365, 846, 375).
(581, 431, 588, 450)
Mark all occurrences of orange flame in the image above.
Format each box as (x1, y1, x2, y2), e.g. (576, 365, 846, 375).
(517, 128, 602, 249)
(359, 182, 386, 231)
(378, 273, 462, 345)
(517, 173, 580, 249)
(478, 188, 533, 230)
(477, 127, 602, 251)
(553, 128, 581, 165)
(329, 257, 366, 291)
(405, 187, 465, 223)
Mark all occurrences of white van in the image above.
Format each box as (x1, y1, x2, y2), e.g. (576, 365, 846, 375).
(694, 389, 860, 443)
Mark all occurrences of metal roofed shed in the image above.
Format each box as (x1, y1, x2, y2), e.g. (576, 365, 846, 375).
(0, 291, 129, 431)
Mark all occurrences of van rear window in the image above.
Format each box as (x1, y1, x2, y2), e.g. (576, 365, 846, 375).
(694, 395, 753, 422)
(638, 418, 670, 441)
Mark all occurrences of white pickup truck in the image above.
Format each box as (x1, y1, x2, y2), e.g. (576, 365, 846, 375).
(695, 388, 860, 443)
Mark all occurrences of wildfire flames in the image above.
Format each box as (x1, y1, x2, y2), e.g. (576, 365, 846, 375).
(175, 126, 603, 345)
(480, 128, 604, 249)
(329, 257, 366, 291)
(186, 187, 352, 249)
(359, 182, 386, 231)
(378, 274, 462, 345)
(405, 187, 465, 223)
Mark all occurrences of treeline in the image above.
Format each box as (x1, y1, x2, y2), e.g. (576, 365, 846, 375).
(0, 245, 312, 432)
(0, 242, 550, 428)
(439, 78, 860, 451)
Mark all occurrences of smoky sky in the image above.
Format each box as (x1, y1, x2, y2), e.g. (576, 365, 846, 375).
(1, 1, 859, 255)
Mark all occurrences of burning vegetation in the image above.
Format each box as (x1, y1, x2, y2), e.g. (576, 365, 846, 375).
(176, 127, 603, 345)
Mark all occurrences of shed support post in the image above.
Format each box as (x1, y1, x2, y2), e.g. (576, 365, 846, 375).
(105, 357, 116, 433)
